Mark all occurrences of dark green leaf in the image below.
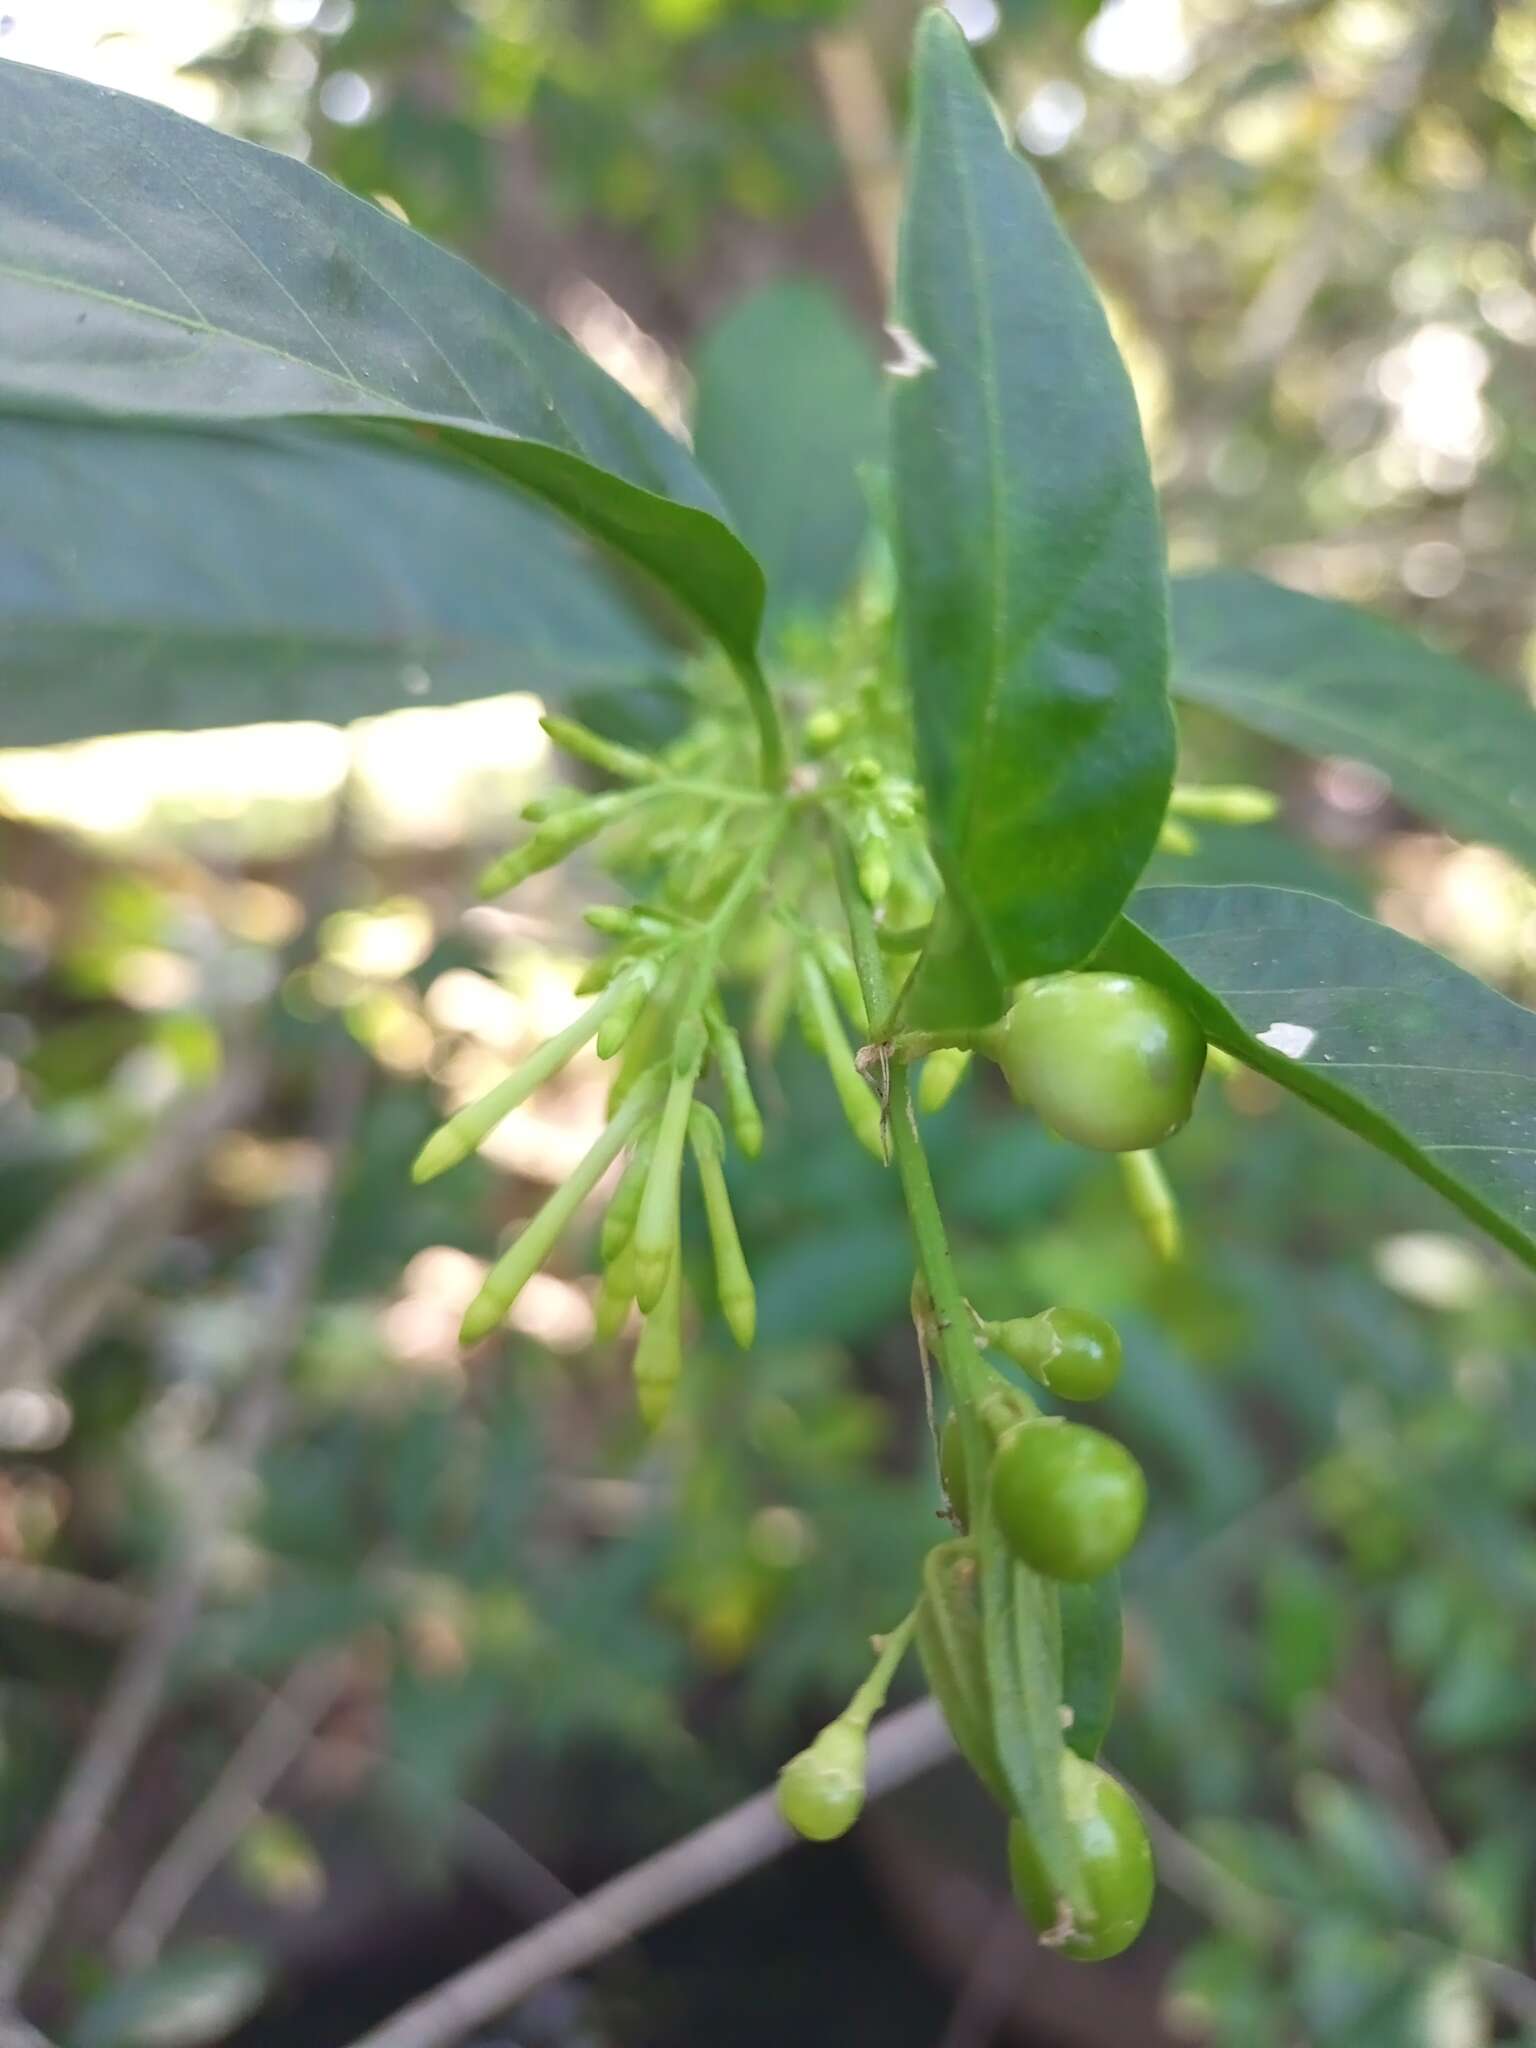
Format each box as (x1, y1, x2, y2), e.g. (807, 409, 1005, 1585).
(1103, 884, 1536, 1273)
(891, 11, 1174, 1029)
(1, 417, 670, 746)
(692, 281, 882, 633)
(975, 1504, 1083, 1910)
(0, 60, 766, 676)
(1171, 572, 1536, 871)
(1059, 1573, 1122, 1760)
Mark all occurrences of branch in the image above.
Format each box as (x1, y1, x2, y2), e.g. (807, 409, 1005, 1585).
(0, 1055, 265, 1389)
(111, 1652, 353, 1973)
(0, 1562, 145, 1640)
(339, 1699, 954, 2048)
(0, 1045, 367, 2011)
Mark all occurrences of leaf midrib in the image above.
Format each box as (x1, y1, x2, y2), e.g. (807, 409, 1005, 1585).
(0, 257, 591, 464)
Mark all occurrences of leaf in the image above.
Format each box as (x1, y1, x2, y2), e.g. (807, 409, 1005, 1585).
(1102, 884, 1536, 1273)
(1171, 571, 1536, 872)
(692, 281, 883, 634)
(1, 417, 670, 747)
(914, 1538, 1010, 1806)
(1059, 1573, 1122, 1761)
(891, 10, 1175, 1029)
(0, 60, 767, 679)
(71, 1946, 268, 2048)
(975, 1504, 1083, 1911)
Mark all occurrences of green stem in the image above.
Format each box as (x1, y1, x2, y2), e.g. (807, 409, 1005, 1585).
(844, 1607, 919, 1733)
(832, 833, 988, 1426)
(660, 778, 772, 807)
(734, 653, 790, 794)
(680, 812, 789, 1013)
(888, 1026, 997, 1060)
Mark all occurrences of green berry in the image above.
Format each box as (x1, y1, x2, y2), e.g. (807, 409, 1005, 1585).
(991, 1308, 1122, 1402)
(1008, 1754, 1154, 1961)
(990, 1420, 1146, 1582)
(995, 973, 1205, 1152)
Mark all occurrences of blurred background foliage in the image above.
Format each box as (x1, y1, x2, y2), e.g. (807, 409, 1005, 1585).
(3, 0, 1536, 2044)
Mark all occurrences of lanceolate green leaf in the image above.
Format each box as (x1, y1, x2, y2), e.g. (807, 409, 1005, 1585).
(892, 10, 1175, 1030)
(1102, 885, 1536, 1272)
(976, 1508, 1084, 1913)
(1172, 572, 1536, 872)
(0, 60, 771, 741)
(1, 418, 670, 746)
(692, 281, 883, 634)
(1060, 1574, 1122, 1763)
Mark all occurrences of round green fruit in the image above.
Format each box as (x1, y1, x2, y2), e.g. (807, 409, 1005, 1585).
(995, 972, 1205, 1152)
(1008, 1754, 1154, 1961)
(990, 1420, 1146, 1582)
(993, 1306, 1122, 1403)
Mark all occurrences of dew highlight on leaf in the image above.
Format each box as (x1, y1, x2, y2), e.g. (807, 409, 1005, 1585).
(1256, 1022, 1318, 1059)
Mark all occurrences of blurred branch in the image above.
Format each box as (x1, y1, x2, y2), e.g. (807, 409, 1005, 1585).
(811, 26, 900, 296)
(0, 1042, 368, 2014)
(340, 1698, 955, 2048)
(0, 2015, 57, 2048)
(1229, 20, 1437, 380)
(111, 1651, 354, 1973)
(0, 1562, 146, 1641)
(934, 1899, 1028, 2048)
(0, 1054, 265, 1390)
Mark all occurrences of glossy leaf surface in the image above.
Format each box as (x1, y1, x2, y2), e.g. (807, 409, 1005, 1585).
(0, 418, 669, 745)
(1105, 884, 1536, 1272)
(891, 11, 1174, 1027)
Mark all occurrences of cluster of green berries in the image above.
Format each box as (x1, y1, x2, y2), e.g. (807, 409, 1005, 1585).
(778, 969, 1207, 1962)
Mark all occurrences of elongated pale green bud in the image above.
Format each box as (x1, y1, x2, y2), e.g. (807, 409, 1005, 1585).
(1121, 1148, 1182, 1261)
(573, 954, 623, 997)
(595, 1240, 636, 1342)
(540, 713, 660, 785)
(689, 1106, 755, 1349)
(857, 837, 892, 908)
(1169, 782, 1279, 824)
(706, 1008, 764, 1158)
(631, 1029, 704, 1312)
(918, 1046, 973, 1115)
(478, 791, 642, 897)
(595, 961, 659, 1060)
(412, 978, 632, 1184)
(632, 1253, 683, 1430)
(521, 787, 586, 824)
(752, 946, 798, 1059)
(1156, 817, 1198, 857)
(798, 954, 884, 1162)
(459, 1077, 660, 1345)
(601, 1128, 658, 1264)
(584, 904, 681, 941)
(814, 934, 867, 1032)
